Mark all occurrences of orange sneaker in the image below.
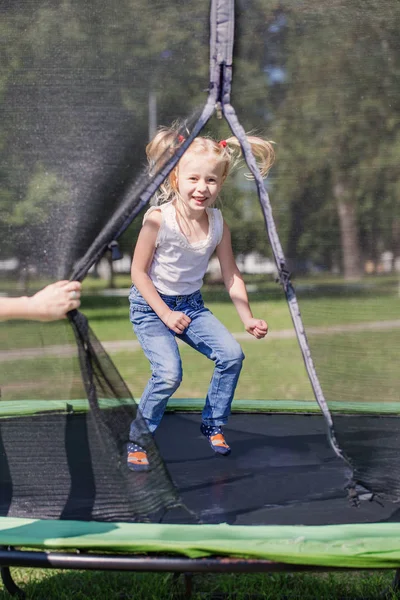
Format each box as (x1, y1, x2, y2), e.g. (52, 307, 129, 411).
(127, 442, 150, 472)
(200, 423, 231, 456)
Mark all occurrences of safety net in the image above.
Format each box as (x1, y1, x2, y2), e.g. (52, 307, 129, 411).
(0, 0, 212, 522)
(0, 0, 399, 531)
(251, 1, 400, 501)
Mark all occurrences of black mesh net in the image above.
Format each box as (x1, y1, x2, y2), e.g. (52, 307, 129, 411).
(233, 0, 400, 500)
(0, 0, 211, 522)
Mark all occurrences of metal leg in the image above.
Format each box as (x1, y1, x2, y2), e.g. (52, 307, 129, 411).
(0, 566, 25, 598)
(170, 573, 194, 598)
(183, 573, 193, 599)
(379, 568, 400, 599)
(393, 569, 400, 590)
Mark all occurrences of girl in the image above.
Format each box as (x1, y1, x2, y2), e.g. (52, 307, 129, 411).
(127, 127, 274, 471)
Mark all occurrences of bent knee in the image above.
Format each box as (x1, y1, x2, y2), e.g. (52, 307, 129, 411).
(164, 374, 182, 390)
(218, 342, 245, 368)
(230, 338, 245, 360)
(153, 366, 182, 391)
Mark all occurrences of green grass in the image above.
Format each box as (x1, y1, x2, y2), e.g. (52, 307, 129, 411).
(110, 336, 314, 401)
(1, 275, 399, 345)
(0, 355, 83, 400)
(1, 568, 400, 599)
(1, 275, 399, 403)
(79, 277, 400, 341)
(1, 276, 400, 597)
(79, 293, 400, 342)
(307, 330, 400, 404)
(3, 316, 397, 404)
(0, 333, 314, 402)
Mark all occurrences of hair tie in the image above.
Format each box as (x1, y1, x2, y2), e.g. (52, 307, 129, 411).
(178, 135, 185, 143)
(218, 140, 227, 148)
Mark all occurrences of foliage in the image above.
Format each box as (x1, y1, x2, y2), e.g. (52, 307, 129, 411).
(1, 1, 400, 280)
(265, 1, 400, 276)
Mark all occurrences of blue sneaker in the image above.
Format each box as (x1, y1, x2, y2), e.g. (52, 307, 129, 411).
(200, 423, 231, 456)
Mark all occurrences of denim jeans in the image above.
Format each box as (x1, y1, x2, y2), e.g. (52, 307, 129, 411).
(128, 286, 244, 441)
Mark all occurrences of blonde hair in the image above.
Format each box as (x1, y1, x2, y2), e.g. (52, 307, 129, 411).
(146, 125, 275, 205)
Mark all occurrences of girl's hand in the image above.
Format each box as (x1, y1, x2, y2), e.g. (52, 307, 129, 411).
(164, 310, 191, 334)
(245, 318, 268, 339)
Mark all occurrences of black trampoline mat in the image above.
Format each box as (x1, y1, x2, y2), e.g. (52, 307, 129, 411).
(1, 410, 400, 526)
(155, 412, 400, 526)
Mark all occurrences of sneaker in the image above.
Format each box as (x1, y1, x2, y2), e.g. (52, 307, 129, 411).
(200, 423, 231, 456)
(127, 442, 150, 472)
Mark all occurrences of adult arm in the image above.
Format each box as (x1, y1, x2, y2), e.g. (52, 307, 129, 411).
(0, 280, 81, 322)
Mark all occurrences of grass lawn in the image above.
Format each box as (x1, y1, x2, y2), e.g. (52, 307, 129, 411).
(0, 276, 399, 598)
(0, 567, 398, 599)
(78, 288, 400, 342)
(107, 335, 314, 402)
(1, 276, 399, 404)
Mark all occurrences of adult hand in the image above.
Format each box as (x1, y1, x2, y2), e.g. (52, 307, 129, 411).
(28, 280, 81, 321)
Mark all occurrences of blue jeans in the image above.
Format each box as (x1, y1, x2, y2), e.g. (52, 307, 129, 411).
(128, 286, 244, 441)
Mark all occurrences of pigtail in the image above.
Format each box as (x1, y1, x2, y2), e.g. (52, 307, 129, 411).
(146, 125, 186, 204)
(224, 135, 275, 178)
(145, 127, 182, 175)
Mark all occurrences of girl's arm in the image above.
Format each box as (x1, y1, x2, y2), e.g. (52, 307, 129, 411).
(216, 221, 268, 339)
(131, 211, 191, 334)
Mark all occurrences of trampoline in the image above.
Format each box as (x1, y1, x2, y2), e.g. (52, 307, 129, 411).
(1, 0, 400, 598)
(2, 401, 400, 597)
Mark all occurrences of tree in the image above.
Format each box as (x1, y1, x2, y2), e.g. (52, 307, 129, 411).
(269, 1, 400, 278)
(0, 0, 211, 279)
(229, 1, 400, 278)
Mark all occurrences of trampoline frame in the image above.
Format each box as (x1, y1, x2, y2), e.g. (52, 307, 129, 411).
(1, 547, 400, 599)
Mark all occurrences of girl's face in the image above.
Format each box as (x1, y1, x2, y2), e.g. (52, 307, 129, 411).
(176, 151, 225, 213)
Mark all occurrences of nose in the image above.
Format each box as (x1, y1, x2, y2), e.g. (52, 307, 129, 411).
(196, 179, 208, 193)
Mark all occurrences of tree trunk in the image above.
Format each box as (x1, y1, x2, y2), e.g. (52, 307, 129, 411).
(334, 181, 363, 279)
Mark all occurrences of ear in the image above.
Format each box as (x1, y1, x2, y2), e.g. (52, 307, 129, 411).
(218, 173, 227, 190)
(170, 168, 178, 190)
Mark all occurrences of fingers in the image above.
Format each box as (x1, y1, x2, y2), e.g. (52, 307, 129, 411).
(64, 282, 82, 309)
(49, 280, 82, 297)
(53, 280, 70, 288)
(254, 326, 268, 339)
(254, 330, 266, 339)
(63, 282, 81, 313)
(165, 310, 191, 334)
(174, 316, 191, 334)
(256, 323, 268, 338)
(66, 281, 82, 294)
(67, 294, 81, 312)
(53, 281, 82, 314)
(29, 280, 82, 321)
(246, 319, 268, 339)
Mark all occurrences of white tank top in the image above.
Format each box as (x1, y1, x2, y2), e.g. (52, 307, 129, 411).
(144, 201, 224, 295)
